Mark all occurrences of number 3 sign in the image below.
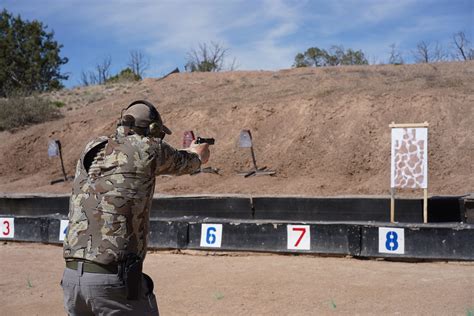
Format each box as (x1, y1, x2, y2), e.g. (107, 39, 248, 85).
(200, 224, 223, 248)
(287, 225, 310, 250)
(0, 218, 14, 238)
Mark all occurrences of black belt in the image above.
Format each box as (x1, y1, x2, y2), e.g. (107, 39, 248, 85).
(66, 260, 119, 274)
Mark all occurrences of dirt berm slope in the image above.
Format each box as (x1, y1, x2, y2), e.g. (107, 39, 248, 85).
(0, 62, 472, 196)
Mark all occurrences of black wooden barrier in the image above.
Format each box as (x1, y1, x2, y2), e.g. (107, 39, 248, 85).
(252, 197, 426, 222)
(0, 195, 468, 223)
(1, 195, 472, 260)
(150, 196, 253, 219)
(360, 223, 474, 260)
(2, 215, 473, 261)
(0, 195, 69, 216)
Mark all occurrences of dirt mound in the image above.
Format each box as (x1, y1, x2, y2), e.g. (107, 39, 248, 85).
(0, 62, 473, 196)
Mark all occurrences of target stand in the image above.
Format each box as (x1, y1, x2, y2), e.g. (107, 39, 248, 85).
(389, 122, 429, 223)
(48, 139, 73, 185)
(236, 130, 275, 178)
(191, 166, 221, 176)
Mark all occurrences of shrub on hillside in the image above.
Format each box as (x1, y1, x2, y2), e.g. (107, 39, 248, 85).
(105, 68, 141, 84)
(0, 95, 63, 131)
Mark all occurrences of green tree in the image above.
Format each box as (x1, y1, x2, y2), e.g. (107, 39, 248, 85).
(293, 45, 368, 68)
(340, 48, 369, 65)
(293, 52, 308, 67)
(293, 47, 328, 67)
(0, 9, 68, 97)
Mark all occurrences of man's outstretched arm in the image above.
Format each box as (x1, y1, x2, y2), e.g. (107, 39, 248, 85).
(155, 141, 209, 176)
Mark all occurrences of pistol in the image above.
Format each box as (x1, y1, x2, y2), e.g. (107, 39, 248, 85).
(195, 137, 215, 145)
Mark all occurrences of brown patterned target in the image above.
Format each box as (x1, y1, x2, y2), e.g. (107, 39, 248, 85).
(391, 127, 428, 189)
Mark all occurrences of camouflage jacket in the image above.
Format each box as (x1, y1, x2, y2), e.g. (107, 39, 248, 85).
(63, 126, 201, 265)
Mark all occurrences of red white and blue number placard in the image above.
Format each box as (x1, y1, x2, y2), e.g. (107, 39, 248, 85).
(0, 218, 14, 239)
(378, 227, 405, 254)
(59, 219, 69, 241)
(287, 225, 310, 250)
(200, 224, 223, 248)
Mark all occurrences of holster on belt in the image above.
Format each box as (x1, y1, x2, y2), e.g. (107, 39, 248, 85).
(121, 254, 143, 300)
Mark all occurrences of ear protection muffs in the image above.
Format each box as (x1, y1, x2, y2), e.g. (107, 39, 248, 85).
(119, 100, 166, 138)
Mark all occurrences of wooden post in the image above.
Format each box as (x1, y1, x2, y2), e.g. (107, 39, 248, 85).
(390, 188, 395, 223)
(423, 188, 428, 223)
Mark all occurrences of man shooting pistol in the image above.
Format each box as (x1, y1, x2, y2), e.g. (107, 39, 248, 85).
(61, 100, 210, 315)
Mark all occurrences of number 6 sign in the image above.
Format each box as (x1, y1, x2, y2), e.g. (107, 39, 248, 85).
(287, 225, 310, 250)
(0, 218, 14, 238)
(200, 224, 223, 248)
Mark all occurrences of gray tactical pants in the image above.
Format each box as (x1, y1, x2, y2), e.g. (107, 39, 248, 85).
(61, 263, 159, 316)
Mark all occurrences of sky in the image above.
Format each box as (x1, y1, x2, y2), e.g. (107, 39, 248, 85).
(2, 0, 473, 87)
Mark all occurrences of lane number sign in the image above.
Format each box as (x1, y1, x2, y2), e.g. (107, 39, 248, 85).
(59, 220, 69, 241)
(200, 224, 223, 248)
(0, 217, 14, 238)
(287, 225, 310, 250)
(378, 227, 405, 254)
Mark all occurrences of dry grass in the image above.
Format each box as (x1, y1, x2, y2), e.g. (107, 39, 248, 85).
(0, 95, 63, 131)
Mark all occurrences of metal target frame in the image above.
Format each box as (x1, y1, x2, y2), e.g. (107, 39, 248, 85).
(236, 129, 275, 177)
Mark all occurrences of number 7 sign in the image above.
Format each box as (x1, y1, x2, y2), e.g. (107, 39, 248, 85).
(287, 225, 310, 250)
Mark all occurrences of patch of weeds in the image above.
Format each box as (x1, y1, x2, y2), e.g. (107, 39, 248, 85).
(84, 91, 104, 104)
(26, 276, 33, 288)
(52, 100, 66, 108)
(329, 299, 337, 309)
(213, 292, 224, 300)
(318, 88, 336, 97)
(0, 95, 63, 131)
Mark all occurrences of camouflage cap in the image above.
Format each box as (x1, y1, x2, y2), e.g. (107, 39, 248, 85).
(123, 102, 171, 135)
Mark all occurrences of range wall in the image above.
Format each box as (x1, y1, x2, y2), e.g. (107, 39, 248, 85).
(2, 194, 464, 222)
(0, 195, 472, 260)
(2, 215, 473, 261)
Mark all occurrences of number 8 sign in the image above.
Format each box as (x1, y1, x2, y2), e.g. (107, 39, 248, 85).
(200, 224, 223, 248)
(287, 225, 310, 250)
(0, 218, 14, 239)
(378, 227, 405, 254)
